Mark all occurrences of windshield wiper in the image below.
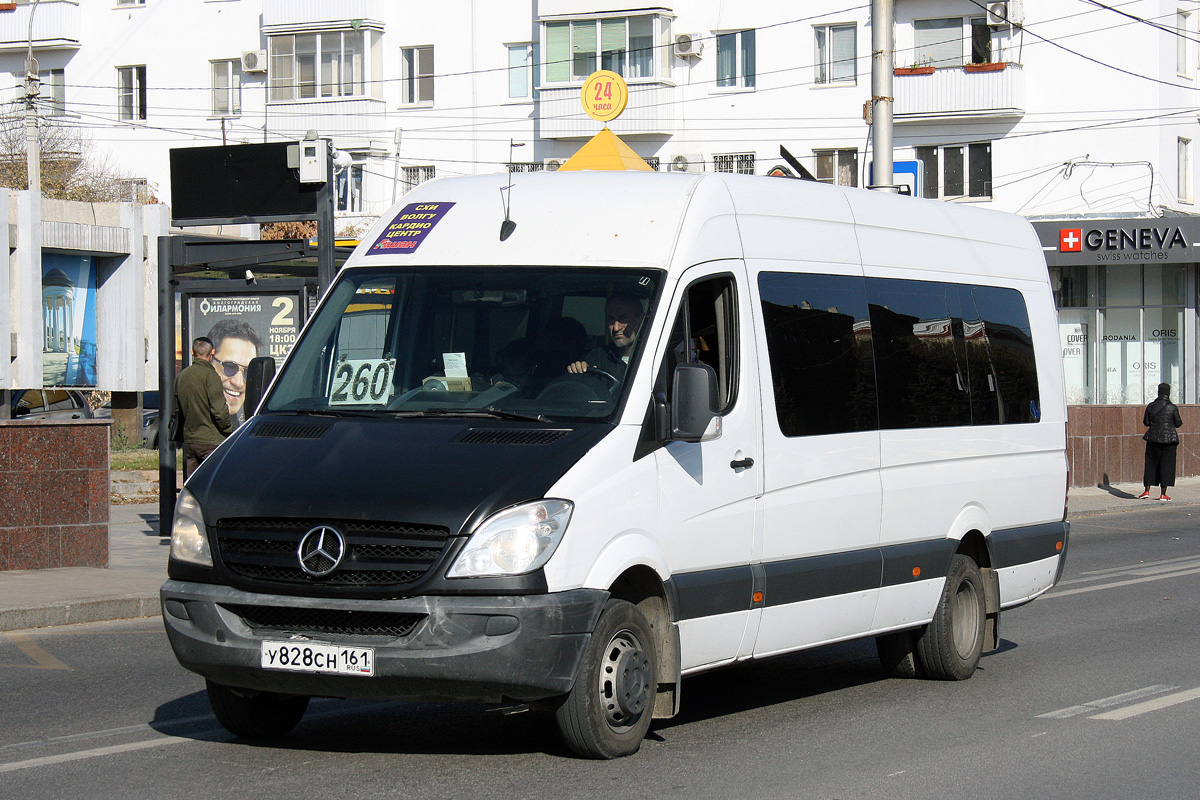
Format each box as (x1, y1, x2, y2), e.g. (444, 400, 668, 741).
(288, 408, 381, 418)
(390, 407, 553, 423)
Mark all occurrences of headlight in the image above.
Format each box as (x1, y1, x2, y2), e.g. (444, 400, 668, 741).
(170, 488, 212, 567)
(448, 500, 573, 578)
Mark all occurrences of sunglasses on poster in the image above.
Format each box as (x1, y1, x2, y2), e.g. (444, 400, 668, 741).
(217, 359, 247, 378)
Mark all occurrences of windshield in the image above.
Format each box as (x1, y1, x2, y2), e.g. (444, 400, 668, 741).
(264, 267, 662, 422)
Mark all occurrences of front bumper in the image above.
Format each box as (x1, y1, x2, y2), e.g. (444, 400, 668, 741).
(160, 580, 608, 703)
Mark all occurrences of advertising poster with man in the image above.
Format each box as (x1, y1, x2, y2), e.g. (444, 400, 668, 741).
(187, 293, 301, 426)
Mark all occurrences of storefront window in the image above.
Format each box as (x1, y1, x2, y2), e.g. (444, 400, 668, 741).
(1143, 307, 1183, 400)
(1099, 307, 1141, 403)
(1051, 265, 1091, 308)
(1058, 310, 1092, 404)
(1146, 264, 1186, 305)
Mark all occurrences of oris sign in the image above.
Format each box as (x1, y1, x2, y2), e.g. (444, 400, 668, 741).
(1034, 218, 1200, 266)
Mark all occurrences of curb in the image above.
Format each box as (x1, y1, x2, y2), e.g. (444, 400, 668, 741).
(0, 595, 161, 633)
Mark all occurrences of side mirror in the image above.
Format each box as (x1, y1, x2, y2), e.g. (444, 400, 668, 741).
(670, 362, 721, 443)
(244, 356, 277, 417)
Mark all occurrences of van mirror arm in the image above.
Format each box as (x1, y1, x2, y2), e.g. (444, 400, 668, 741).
(670, 363, 721, 443)
(245, 356, 277, 418)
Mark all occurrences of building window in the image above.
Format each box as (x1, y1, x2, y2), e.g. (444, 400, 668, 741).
(336, 160, 364, 213)
(1049, 264, 1186, 404)
(15, 69, 65, 116)
(815, 148, 858, 187)
(815, 24, 856, 84)
(1179, 9, 1194, 77)
(401, 46, 434, 104)
(544, 16, 657, 83)
(269, 30, 374, 102)
(401, 165, 436, 194)
(211, 60, 242, 117)
(117, 65, 146, 121)
(507, 43, 539, 99)
(119, 178, 153, 204)
(1181, 138, 1193, 202)
(913, 17, 1000, 67)
(713, 153, 755, 174)
(915, 143, 991, 199)
(116, 0, 145, 5)
(716, 29, 755, 89)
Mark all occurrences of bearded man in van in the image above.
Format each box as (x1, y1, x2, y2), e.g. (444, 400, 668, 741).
(567, 293, 644, 380)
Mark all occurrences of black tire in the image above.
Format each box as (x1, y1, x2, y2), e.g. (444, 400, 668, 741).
(876, 630, 923, 678)
(206, 679, 310, 738)
(915, 554, 986, 681)
(555, 599, 658, 759)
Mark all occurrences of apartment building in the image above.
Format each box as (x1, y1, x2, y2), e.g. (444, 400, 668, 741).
(2, 0, 1199, 413)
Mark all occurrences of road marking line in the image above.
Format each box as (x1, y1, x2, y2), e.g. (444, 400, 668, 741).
(1065, 555, 1200, 582)
(1047, 566, 1200, 598)
(1090, 687, 1200, 720)
(1038, 685, 1178, 718)
(0, 633, 71, 671)
(0, 729, 226, 774)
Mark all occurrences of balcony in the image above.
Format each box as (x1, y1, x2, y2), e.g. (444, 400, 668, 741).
(266, 97, 389, 151)
(263, 0, 384, 31)
(893, 62, 1025, 122)
(0, 0, 79, 52)
(537, 83, 676, 139)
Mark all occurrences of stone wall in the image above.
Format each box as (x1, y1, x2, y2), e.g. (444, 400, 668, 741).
(1067, 404, 1200, 488)
(0, 420, 110, 570)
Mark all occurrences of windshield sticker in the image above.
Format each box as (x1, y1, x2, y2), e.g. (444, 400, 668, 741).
(329, 358, 396, 405)
(366, 202, 456, 255)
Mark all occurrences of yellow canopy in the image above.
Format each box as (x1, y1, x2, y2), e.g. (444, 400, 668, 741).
(556, 127, 653, 172)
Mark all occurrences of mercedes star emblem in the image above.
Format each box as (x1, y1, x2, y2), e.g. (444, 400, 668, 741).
(297, 526, 347, 577)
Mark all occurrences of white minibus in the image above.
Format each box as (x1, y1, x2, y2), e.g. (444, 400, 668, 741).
(162, 171, 1069, 758)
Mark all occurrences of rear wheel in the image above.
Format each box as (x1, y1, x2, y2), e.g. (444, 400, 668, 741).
(206, 680, 309, 738)
(555, 599, 658, 759)
(915, 554, 986, 680)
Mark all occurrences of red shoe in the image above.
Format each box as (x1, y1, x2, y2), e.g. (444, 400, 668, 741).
(1137, 489, 1151, 499)
(1159, 494, 1172, 502)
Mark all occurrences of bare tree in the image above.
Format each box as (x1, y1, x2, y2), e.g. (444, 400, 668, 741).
(0, 100, 157, 203)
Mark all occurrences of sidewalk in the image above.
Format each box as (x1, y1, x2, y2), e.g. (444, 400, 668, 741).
(3, 476, 1200, 633)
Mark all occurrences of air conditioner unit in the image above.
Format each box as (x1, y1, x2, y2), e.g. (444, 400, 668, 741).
(241, 50, 267, 73)
(669, 154, 704, 173)
(674, 33, 703, 58)
(544, 158, 564, 171)
(986, 1, 1022, 26)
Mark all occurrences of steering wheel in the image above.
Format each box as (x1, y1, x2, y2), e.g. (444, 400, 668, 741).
(581, 366, 620, 390)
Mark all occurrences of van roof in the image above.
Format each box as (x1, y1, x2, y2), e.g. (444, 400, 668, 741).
(345, 171, 1047, 284)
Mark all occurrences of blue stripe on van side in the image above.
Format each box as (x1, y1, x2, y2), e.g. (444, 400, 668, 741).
(762, 549, 881, 607)
(990, 521, 1067, 569)
(666, 524, 1065, 621)
(671, 565, 754, 621)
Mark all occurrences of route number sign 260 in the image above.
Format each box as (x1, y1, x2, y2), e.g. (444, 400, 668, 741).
(329, 358, 396, 405)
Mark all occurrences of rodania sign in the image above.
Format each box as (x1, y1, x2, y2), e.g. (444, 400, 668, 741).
(1033, 217, 1200, 265)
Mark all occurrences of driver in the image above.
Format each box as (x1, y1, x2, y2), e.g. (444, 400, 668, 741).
(567, 293, 645, 380)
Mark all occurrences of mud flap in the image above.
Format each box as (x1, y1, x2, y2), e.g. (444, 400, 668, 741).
(981, 566, 1001, 653)
(653, 622, 682, 719)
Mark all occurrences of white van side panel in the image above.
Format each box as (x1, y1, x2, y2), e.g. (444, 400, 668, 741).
(752, 591, 878, 659)
(998, 555, 1060, 607)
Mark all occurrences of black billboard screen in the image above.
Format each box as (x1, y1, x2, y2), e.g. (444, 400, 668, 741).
(170, 142, 319, 224)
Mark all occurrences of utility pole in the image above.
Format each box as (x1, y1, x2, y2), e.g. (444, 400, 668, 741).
(869, 0, 897, 192)
(25, 0, 42, 380)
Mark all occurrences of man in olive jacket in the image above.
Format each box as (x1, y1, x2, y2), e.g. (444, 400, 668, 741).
(174, 337, 233, 476)
(1139, 382, 1183, 501)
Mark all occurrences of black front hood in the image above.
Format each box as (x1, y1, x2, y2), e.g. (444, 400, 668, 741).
(188, 414, 609, 535)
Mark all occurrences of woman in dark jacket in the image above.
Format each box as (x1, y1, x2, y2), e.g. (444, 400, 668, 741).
(1140, 382, 1183, 501)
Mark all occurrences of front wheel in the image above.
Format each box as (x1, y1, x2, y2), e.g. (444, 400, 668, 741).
(206, 680, 310, 738)
(915, 554, 986, 680)
(555, 599, 658, 759)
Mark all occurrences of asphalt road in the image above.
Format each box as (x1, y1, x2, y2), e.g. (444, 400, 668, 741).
(2, 506, 1199, 800)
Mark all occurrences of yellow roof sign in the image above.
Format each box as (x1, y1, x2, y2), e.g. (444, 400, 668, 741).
(556, 127, 654, 172)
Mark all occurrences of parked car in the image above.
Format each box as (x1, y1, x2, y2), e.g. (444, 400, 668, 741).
(9, 389, 94, 421)
(93, 390, 160, 446)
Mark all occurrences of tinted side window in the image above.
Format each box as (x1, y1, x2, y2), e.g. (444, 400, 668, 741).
(964, 285, 1040, 423)
(758, 272, 877, 436)
(868, 278, 971, 429)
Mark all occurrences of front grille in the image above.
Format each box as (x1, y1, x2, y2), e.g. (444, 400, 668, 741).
(251, 421, 334, 440)
(222, 603, 425, 638)
(214, 518, 449, 592)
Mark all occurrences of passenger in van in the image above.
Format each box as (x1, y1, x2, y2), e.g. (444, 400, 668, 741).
(1139, 382, 1183, 501)
(567, 294, 645, 380)
(531, 317, 588, 391)
(491, 338, 536, 394)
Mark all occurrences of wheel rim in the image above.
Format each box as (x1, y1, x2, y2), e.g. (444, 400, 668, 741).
(950, 578, 982, 659)
(597, 628, 651, 731)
